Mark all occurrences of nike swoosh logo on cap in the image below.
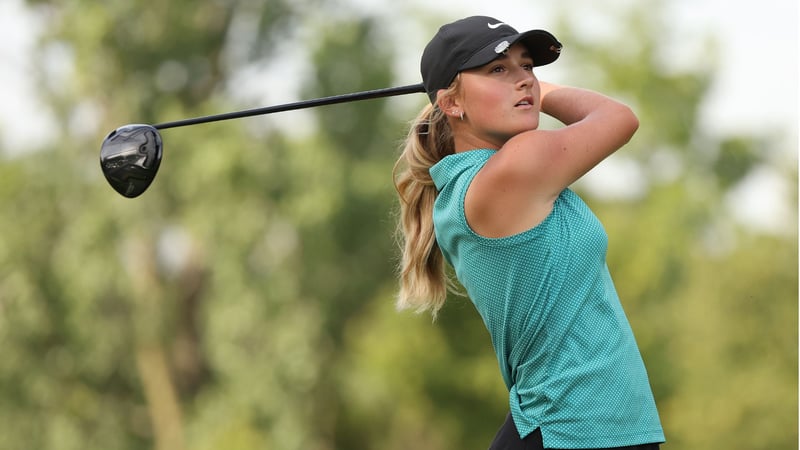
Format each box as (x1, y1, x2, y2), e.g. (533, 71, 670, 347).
(487, 22, 506, 29)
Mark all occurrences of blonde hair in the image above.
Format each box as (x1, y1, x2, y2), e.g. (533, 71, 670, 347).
(393, 84, 460, 319)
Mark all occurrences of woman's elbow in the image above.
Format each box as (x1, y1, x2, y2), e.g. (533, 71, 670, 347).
(618, 104, 639, 142)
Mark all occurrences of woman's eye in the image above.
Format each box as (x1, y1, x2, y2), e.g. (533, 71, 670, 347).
(490, 65, 505, 73)
(522, 63, 534, 72)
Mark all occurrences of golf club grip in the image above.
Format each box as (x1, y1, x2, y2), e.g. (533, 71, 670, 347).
(153, 83, 426, 130)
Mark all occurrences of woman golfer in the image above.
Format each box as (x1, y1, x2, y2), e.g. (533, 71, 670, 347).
(393, 16, 665, 450)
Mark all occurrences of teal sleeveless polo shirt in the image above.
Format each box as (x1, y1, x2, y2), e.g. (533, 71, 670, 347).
(430, 150, 664, 448)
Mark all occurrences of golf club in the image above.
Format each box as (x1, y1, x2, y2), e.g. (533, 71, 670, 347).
(100, 83, 426, 198)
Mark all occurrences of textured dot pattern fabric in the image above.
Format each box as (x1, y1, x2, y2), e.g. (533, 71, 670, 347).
(429, 150, 664, 449)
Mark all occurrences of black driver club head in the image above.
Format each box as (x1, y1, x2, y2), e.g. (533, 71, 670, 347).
(99, 124, 163, 198)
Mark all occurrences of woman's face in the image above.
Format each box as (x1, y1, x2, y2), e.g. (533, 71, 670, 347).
(449, 42, 541, 150)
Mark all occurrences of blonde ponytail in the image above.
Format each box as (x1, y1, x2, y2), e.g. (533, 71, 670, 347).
(393, 96, 458, 319)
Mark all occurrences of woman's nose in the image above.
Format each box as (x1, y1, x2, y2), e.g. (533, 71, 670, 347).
(516, 70, 535, 88)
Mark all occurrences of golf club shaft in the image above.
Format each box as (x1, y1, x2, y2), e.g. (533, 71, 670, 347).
(154, 83, 426, 130)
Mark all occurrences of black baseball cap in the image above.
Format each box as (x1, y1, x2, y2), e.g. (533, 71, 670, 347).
(420, 16, 562, 103)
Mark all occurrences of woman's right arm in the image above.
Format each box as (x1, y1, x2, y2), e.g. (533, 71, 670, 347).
(504, 82, 639, 199)
(463, 83, 638, 237)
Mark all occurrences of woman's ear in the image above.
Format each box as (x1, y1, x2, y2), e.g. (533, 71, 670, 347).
(436, 90, 461, 119)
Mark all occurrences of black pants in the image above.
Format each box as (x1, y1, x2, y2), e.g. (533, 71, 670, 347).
(489, 414, 661, 450)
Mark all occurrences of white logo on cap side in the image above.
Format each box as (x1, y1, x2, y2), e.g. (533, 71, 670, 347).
(487, 22, 506, 29)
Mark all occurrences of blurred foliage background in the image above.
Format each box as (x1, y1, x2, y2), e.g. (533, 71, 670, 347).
(0, 0, 796, 449)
